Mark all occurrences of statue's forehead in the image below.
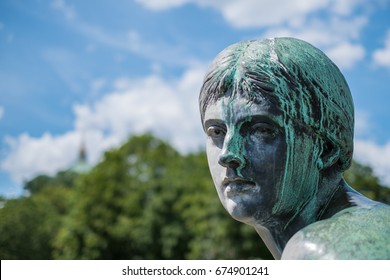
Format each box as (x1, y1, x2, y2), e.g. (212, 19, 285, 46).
(204, 95, 284, 126)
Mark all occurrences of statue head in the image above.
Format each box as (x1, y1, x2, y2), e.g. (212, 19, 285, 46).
(199, 37, 354, 226)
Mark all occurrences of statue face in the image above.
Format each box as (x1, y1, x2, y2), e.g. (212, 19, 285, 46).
(204, 94, 288, 225)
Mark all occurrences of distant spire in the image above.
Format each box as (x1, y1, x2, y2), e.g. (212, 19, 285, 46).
(69, 135, 91, 174)
(79, 140, 87, 163)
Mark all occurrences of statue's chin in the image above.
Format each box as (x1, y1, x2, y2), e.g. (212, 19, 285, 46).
(224, 198, 256, 225)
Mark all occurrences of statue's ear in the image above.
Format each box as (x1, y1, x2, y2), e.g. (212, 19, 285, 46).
(317, 141, 340, 170)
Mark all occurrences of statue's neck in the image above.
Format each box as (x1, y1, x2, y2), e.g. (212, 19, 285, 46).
(253, 177, 353, 260)
(254, 224, 289, 260)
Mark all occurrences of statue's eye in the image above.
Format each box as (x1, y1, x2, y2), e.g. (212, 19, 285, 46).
(206, 126, 226, 138)
(250, 123, 277, 139)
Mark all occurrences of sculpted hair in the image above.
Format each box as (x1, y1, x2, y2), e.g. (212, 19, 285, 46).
(199, 37, 354, 172)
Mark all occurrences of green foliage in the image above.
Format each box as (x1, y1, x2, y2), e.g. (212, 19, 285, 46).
(1, 133, 389, 260)
(24, 170, 78, 194)
(53, 134, 271, 259)
(0, 186, 73, 259)
(344, 161, 390, 204)
(0, 197, 49, 259)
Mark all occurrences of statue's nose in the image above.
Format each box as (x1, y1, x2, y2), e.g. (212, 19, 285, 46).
(218, 151, 244, 169)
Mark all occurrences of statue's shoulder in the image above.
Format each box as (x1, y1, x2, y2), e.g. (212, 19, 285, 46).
(282, 204, 390, 259)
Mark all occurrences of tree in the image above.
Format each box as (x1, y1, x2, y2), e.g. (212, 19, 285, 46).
(344, 161, 390, 204)
(54, 134, 183, 259)
(0, 186, 73, 259)
(53, 134, 272, 259)
(3, 134, 388, 260)
(0, 167, 75, 259)
(24, 170, 78, 194)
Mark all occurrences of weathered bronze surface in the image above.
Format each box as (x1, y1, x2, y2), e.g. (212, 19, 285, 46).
(199, 37, 390, 259)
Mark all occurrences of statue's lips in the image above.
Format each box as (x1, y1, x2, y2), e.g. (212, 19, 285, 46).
(222, 177, 255, 194)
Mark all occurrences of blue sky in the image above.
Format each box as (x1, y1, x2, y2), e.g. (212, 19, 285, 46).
(1, 0, 390, 197)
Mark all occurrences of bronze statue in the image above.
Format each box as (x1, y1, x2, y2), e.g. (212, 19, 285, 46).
(199, 37, 390, 259)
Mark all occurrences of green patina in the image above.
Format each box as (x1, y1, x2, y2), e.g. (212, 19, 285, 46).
(199, 37, 354, 225)
(222, 96, 247, 178)
(200, 37, 390, 259)
(218, 47, 260, 178)
(286, 203, 390, 259)
(222, 93, 256, 178)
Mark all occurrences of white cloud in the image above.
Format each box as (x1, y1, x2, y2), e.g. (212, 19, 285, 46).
(354, 110, 371, 137)
(1, 65, 206, 184)
(261, 16, 367, 45)
(75, 65, 206, 152)
(1, 130, 119, 183)
(373, 30, 390, 68)
(147, 0, 330, 28)
(136, 0, 372, 69)
(50, 0, 375, 71)
(330, 0, 366, 16)
(136, 0, 370, 29)
(136, 0, 329, 28)
(2, 132, 80, 182)
(349, 115, 390, 186)
(209, 0, 329, 29)
(261, 16, 368, 69)
(354, 139, 390, 186)
(326, 42, 365, 69)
